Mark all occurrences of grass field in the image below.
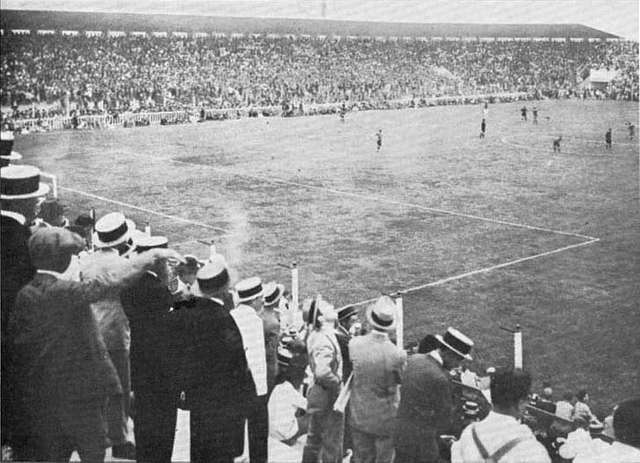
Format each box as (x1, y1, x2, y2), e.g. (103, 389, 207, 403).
(14, 99, 639, 417)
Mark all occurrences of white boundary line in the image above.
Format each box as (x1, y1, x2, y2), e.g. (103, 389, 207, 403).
(60, 186, 229, 233)
(172, 159, 596, 240)
(341, 237, 600, 309)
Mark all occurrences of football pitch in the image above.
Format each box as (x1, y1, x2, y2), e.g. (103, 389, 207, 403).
(15, 99, 639, 414)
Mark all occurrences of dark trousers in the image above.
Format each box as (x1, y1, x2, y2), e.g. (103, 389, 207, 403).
(133, 390, 177, 463)
(190, 404, 244, 463)
(26, 398, 108, 463)
(247, 394, 268, 463)
(302, 408, 344, 463)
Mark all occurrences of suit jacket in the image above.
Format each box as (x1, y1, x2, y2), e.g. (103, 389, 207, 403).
(120, 271, 177, 393)
(230, 304, 268, 396)
(260, 308, 280, 391)
(335, 325, 353, 380)
(10, 273, 123, 407)
(170, 297, 252, 410)
(1, 212, 35, 334)
(1, 212, 35, 442)
(306, 328, 343, 413)
(80, 250, 131, 351)
(349, 331, 406, 436)
(394, 352, 454, 460)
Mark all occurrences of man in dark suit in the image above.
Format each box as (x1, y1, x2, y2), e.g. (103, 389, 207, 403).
(174, 256, 253, 462)
(9, 227, 181, 462)
(120, 235, 183, 463)
(1, 165, 50, 455)
(394, 327, 474, 463)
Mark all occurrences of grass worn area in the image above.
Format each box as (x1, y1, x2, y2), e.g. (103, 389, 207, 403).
(15, 99, 639, 416)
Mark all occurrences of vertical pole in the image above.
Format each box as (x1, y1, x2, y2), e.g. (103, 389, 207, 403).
(514, 324, 523, 369)
(51, 175, 58, 199)
(291, 262, 299, 311)
(395, 296, 404, 349)
(89, 208, 96, 251)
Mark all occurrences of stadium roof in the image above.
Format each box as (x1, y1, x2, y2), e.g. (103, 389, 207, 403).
(0, 9, 620, 39)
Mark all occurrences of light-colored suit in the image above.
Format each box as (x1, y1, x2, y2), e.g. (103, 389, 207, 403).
(349, 331, 406, 436)
(302, 328, 344, 463)
(349, 331, 406, 463)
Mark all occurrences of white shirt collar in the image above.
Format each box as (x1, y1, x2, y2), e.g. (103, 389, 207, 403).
(429, 349, 444, 366)
(37, 269, 63, 279)
(1, 210, 26, 225)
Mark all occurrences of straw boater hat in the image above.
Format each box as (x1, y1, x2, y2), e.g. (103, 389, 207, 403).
(235, 277, 263, 304)
(337, 305, 358, 322)
(94, 212, 135, 249)
(0, 131, 22, 167)
(436, 327, 474, 361)
(366, 295, 397, 331)
(263, 282, 285, 308)
(1, 165, 50, 199)
(195, 255, 230, 295)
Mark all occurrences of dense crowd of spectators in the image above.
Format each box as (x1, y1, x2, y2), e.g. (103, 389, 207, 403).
(1, 33, 638, 122)
(2, 146, 640, 461)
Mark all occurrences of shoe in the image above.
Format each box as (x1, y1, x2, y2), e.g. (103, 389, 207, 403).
(111, 442, 136, 460)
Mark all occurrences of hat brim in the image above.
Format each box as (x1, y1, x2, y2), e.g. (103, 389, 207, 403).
(264, 284, 284, 307)
(0, 151, 22, 161)
(365, 304, 396, 332)
(1, 182, 50, 200)
(94, 231, 132, 249)
(238, 291, 263, 304)
(435, 334, 472, 361)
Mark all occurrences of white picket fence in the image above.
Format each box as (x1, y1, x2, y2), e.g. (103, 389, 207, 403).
(11, 92, 530, 133)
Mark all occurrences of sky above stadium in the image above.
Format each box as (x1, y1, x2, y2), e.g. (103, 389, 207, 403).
(3, 0, 639, 40)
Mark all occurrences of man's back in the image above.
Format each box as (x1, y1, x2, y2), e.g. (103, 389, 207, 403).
(11, 273, 121, 403)
(172, 297, 250, 403)
(231, 304, 267, 396)
(395, 353, 453, 461)
(451, 411, 551, 463)
(349, 331, 406, 435)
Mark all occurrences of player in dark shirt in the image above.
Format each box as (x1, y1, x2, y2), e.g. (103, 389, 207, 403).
(627, 122, 635, 140)
(605, 128, 612, 150)
(521, 106, 527, 121)
(376, 129, 383, 151)
(532, 106, 538, 124)
(553, 136, 562, 153)
(480, 119, 486, 138)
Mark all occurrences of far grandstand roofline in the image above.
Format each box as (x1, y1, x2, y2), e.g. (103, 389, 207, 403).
(0, 9, 620, 39)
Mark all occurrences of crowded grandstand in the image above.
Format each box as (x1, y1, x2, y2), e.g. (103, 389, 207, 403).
(1, 6, 639, 463)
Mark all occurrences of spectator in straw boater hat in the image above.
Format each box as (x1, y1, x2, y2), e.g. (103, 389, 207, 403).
(0, 131, 22, 167)
(395, 327, 474, 462)
(120, 234, 185, 463)
(79, 212, 144, 459)
(230, 277, 269, 463)
(1, 164, 50, 456)
(93, 212, 136, 257)
(170, 256, 252, 462)
(349, 295, 406, 463)
(259, 282, 281, 393)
